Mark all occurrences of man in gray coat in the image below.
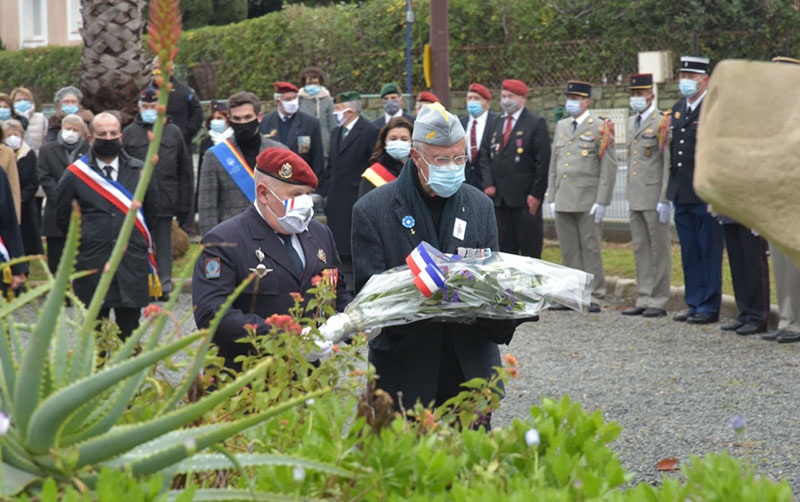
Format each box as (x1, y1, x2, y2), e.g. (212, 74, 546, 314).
(621, 74, 672, 318)
(197, 91, 285, 236)
(546, 81, 617, 311)
(351, 103, 522, 417)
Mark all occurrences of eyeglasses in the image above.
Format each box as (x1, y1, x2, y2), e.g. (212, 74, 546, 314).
(424, 154, 469, 167)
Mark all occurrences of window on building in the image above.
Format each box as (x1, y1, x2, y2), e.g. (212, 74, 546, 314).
(68, 0, 83, 41)
(20, 0, 48, 48)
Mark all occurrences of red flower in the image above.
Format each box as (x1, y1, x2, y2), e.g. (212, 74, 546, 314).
(290, 292, 303, 303)
(264, 314, 302, 334)
(503, 354, 518, 367)
(244, 323, 258, 333)
(311, 275, 323, 287)
(506, 367, 520, 379)
(143, 304, 163, 319)
(332, 344, 341, 353)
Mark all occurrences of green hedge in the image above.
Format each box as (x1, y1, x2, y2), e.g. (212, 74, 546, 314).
(1, 0, 798, 103)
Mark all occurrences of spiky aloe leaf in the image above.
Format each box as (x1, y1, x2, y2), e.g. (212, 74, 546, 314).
(0, 321, 17, 411)
(25, 331, 206, 455)
(70, 356, 270, 468)
(168, 453, 353, 477)
(50, 303, 68, 390)
(166, 490, 327, 502)
(126, 387, 330, 478)
(13, 203, 81, 438)
(0, 269, 93, 320)
(0, 462, 41, 497)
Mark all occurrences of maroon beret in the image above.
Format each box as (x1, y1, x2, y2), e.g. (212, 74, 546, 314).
(273, 81, 299, 94)
(502, 79, 528, 97)
(468, 83, 491, 101)
(255, 148, 318, 189)
(417, 91, 440, 103)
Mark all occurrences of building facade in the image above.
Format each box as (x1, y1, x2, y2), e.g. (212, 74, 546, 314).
(0, 0, 82, 50)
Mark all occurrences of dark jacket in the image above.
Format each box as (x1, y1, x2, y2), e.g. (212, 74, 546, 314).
(666, 97, 704, 204)
(123, 114, 193, 217)
(56, 151, 158, 308)
(357, 152, 404, 199)
(325, 117, 380, 255)
(192, 206, 352, 370)
(16, 146, 43, 254)
(38, 138, 92, 237)
(165, 75, 204, 147)
(0, 168, 28, 277)
(45, 109, 94, 144)
(351, 167, 510, 411)
(259, 111, 325, 180)
(372, 111, 415, 129)
(480, 107, 551, 207)
(459, 111, 498, 188)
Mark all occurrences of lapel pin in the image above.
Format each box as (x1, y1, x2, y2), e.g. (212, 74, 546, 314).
(317, 248, 327, 264)
(249, 263, 272, 278)
(255, 247, 265, 262)
(402, 215, 415, 229)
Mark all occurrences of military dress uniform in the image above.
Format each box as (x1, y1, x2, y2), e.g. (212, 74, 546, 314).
(666, 56, 723, 322)
(625, 74, 672, 314)
(546, 81, 617, 298)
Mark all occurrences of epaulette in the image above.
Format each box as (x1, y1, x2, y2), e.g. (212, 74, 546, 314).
(663, 109, 672, 116)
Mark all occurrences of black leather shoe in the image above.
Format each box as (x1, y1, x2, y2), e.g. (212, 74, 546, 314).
(588, 303, 601, 313)
(622, 306, 646, 316)
(721, 321, 744, 331)
(761, 330, 784, 341)
(673, 311, 693, 322)
(687, 313, 719, 325)
(777, 330, 800, 344)
(547, 303, 570, 311)
(642, 308, 667, 318)
(736, 324, 766, 336)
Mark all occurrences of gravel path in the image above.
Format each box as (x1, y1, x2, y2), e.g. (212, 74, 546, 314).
(494, 304, 800, 487)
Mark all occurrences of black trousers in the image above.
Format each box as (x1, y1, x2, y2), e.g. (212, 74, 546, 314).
(495, 204, 543, 259)
(45, 236, 66, 274)
(100, 306, 141, 340)
(723, 223, 770, 328)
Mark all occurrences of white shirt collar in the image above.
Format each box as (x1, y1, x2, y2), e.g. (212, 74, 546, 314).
(687, 90, 707, 112)
(97, 156, 120, 178)
(278, 109, 294, 121)
(639, 102, 656, 123)
(504, 106, 524, 122)
(344, 115, 359, 132)
(572, 110, 590, 126)
(469, 109, 488, 125)
(384, 108, 403, 123)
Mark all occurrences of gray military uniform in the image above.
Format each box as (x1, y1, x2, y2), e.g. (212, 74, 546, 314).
(547, 111, 617, 296)
(625, 106, 672, 310)
(770, 243, 800, 334)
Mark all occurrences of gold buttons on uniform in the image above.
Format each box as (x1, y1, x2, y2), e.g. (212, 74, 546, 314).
(632, 161, 638, 165)
(568, 140, 573, 145)
(582, 150, 588, 156)
(564, 163, 569, 167)
(633, 151, 638, 154)
(632, 171, 637, 175)
(563, 174, 567, 178)
(634, 139, 638, 144)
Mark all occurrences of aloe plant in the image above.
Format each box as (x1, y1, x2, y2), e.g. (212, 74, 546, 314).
(0, 0, 350, 497)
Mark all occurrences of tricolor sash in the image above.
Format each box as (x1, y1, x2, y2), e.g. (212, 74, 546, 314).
(361, 162, 397, 188)
(209, 139, 255, 202)
(405, 243, 446, 298)
(66, 156, 162, 297)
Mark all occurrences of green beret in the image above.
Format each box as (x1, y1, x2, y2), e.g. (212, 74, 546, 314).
(336, 91, 361, 103)
(380, 83, 400, 97)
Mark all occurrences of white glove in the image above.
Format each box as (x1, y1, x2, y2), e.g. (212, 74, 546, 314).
(318, 313, 351, 343)
(305, 340, 333, 362)
(589, 203, 607, 224)
(549, 202, 555, 213)
(656, 202, 672, 224)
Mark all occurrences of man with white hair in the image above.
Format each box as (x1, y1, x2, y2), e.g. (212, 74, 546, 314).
(193, 148, 350, 370)
(352, 103, 527, 417)
(46, 86, 94, 144)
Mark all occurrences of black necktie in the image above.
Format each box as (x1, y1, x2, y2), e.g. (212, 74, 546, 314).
(341, 127, 348, 142)
(104, 165, 113, 180)
(278, 234, 303, 276)
(572, 120, 578, 133)
(635, 114, 641, 130)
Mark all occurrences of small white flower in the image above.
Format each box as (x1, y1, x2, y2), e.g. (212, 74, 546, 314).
(0, 412, 10, 435)
(183, 437, 197, 454)
(525, 428, 540, 447)
(306, 398, 315, 406)
(292, 466, 306, 482)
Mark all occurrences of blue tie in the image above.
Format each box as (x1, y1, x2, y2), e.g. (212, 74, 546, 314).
(279, 234, 303, 276)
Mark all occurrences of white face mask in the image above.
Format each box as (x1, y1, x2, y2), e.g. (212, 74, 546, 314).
(281, 98, 299, 115)
(265, 188, 314, 234)
(4, 135, 22, 151)
(61, 129, 80, 145)
(334, 108, 351, 126)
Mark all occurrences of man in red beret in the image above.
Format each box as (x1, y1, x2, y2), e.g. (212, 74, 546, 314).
(481, 79, 551, 259)
(259, 82, 325, 184)
(414, 91, 440, 114)
(460, 83, 498, 188)
(193, 147, 351, 370)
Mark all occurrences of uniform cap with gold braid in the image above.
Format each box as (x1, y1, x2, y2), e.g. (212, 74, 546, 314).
(411, 102, 465, 146)
(629, 73, 654, 90)
(139, 85, 159, 103)
(566, 80, 592, 97)
(255, 147, 318, 189)
(772, 56, 800, 65)
(680, 55, 710, 74)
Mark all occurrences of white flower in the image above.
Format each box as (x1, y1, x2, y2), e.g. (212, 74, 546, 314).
(292, 466, 306, 482)
(0, 412, 9, 435)
(306, 398, 315, 406)
(525, 428, 540, 447)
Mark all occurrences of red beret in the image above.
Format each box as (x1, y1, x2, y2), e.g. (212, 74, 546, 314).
(417, 91, 440, 103)
(468, 83, 491, 101)
(273, 81, 299, 94)
(255, 148, 318, 189)
(502, 79, 528, 97)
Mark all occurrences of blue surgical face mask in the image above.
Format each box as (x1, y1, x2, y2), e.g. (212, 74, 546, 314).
(565, 99, 583, 116)
(0, 108, 10, 120)
(304, 85, 320, 96)
(62, 104, 79, 115)
(141, 109, 158, 124)
(210, 119, 227, 133)
(679, 78, 698, 98)
(14, 100, 32, 114)
(385, 140, 411, 161)
(419, 155, 466, 198)
(629, 96, 648, 113)
(467, 101, 484, 117)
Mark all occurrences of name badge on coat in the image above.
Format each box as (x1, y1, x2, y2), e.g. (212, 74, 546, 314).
(453, 218, 467, 240)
